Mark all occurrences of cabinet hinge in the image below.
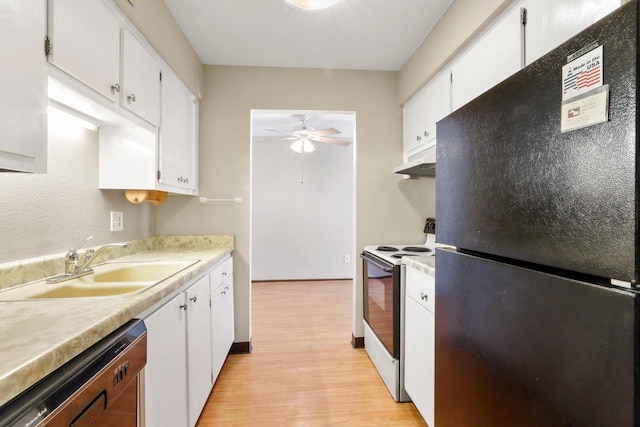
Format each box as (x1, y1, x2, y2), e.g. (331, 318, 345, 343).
(44, 36, 51, 57)
(157, 170, 161, 181)
(521, 7, 527, 26)
(159, 70, 162, 82)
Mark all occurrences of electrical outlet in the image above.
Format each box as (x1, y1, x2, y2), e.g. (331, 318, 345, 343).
(110, 211, 124, 232)
(344, 255, 351, 263)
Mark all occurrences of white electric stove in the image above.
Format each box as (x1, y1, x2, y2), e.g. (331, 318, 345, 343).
(361, 231, 439, 402)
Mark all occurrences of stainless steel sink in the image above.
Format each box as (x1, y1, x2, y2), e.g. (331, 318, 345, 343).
(0, 259, 200, 300)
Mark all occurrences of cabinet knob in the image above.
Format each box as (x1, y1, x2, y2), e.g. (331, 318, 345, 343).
(420, 292, 428, 301)
(190, 295, 197, 303)
(424, 130, 429, 138)
(179, 304, 187, 310)
(127, 93, 136, 103)
(222, 271, 227, 277)
(110, 83, 120, 93)
(416, 135, 421, 142)
(221, 290, 227, 295)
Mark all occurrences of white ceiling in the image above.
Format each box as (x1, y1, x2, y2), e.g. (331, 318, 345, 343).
(162, 0, 455, 71)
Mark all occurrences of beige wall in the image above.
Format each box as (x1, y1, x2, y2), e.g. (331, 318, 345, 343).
(156, 65, 435, 343)
(398, 0, 510, 104)
(0, 112, 155, 264)
(113, 0, 205, 99)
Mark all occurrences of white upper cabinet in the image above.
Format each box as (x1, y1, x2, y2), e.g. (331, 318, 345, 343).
(451, 4, 525, 111)
(47, 0, 161, 127)
(0, 0, 47, 173)
(122, 29, 161, 126)
(403, 70, 451, 161)
(159, 71, 198, 193)
(522, 0, 621, 66)
(47, 0, 120, 103)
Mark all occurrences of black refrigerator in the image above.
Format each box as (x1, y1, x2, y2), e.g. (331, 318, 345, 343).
(435, 2, 640, 426)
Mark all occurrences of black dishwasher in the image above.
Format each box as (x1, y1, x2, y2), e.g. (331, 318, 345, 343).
(0, 319, 147, 427)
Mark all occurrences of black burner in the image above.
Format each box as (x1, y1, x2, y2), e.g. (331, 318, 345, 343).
(377, 246, 399, 252)
(391, 253, 419, 259)
(402, 246, 432, 253)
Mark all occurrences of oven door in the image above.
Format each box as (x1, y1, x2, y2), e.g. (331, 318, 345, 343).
(361, 251, 400, 358)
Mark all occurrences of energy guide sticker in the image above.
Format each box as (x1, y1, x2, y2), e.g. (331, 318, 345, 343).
(562, 45, 603, 101)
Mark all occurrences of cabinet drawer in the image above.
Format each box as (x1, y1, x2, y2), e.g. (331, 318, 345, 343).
(210, 257, 233, 287)
(405, 266, 435, 313)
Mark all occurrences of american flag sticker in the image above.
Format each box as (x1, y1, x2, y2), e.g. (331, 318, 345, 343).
(562, 45, 603, 101)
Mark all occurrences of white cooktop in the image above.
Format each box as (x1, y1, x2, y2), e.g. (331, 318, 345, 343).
(364, 234, 437, 265)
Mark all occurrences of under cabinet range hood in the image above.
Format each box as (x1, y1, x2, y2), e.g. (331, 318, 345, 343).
(393, 148, 436, 177)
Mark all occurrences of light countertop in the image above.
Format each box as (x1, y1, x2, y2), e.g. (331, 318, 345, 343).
(0, 235, 234, 408)
(403, 255, 435, 277)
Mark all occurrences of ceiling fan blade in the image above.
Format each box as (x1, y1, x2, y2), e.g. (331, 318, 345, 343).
(265, 128, 296, 137)
(311, 127, 341, 137)
(310, 136, 352, 146)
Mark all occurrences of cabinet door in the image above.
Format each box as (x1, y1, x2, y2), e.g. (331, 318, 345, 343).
(159, 71, 197, 192)
(210, 280, 226, 381)
(186, 275, 213, 427)
(423, 71, 451, 147)
(0, 0, 46, 173)
(523, 0, 620, 65)
(48, 0, 120, 102)
(451, 4, 524, 111)
(404, 297, 435, 427)
(223, 274, 235, 353)
(403, 85, 430, 159)
(122, 29, 161, 125)
(144, 293, 188, 427)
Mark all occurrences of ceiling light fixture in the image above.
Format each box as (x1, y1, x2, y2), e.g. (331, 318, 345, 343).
(290, 138, 316, 153)
(282, 0, 341, 11)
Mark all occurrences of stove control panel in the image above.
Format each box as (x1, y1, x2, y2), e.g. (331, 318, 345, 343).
(424, 218, 436, 234)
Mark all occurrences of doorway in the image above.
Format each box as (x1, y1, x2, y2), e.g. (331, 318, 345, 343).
(250, 110, 356, 281)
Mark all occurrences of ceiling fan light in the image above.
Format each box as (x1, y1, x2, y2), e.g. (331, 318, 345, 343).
(282, 0, 341, 11)
(290, 139, 304, 153)
(303, 140, 316, 153)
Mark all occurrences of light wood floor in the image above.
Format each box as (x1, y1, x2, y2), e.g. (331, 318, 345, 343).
(196, 280, 426, 427)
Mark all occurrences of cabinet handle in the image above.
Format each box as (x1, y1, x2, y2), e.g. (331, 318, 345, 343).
(127, 93, 136, 102)
(110, 83, 120, 93)
(420, 292, 428, 301)
(179, 304, 187, 310)
(190, 295, 197, 303)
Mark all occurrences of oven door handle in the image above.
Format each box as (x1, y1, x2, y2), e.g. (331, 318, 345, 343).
(360, 252, 394, 272)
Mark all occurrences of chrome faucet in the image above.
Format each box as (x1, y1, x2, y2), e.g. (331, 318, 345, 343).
(75, 241, 128, 273)
(48, 236, 128, 284)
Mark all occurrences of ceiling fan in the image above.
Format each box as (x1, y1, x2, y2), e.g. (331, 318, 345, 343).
(265, 114, 352, 153)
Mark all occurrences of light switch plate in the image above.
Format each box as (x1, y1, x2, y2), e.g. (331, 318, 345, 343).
(110, 211, 124, 232)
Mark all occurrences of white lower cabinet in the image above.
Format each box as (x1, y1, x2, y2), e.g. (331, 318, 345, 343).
(404, 266, 435, 427)
(143, 290, 189, 427)
(186, 275, 214, 427)
(210, 257, 235, 381)
(143, 256, 234, 427)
